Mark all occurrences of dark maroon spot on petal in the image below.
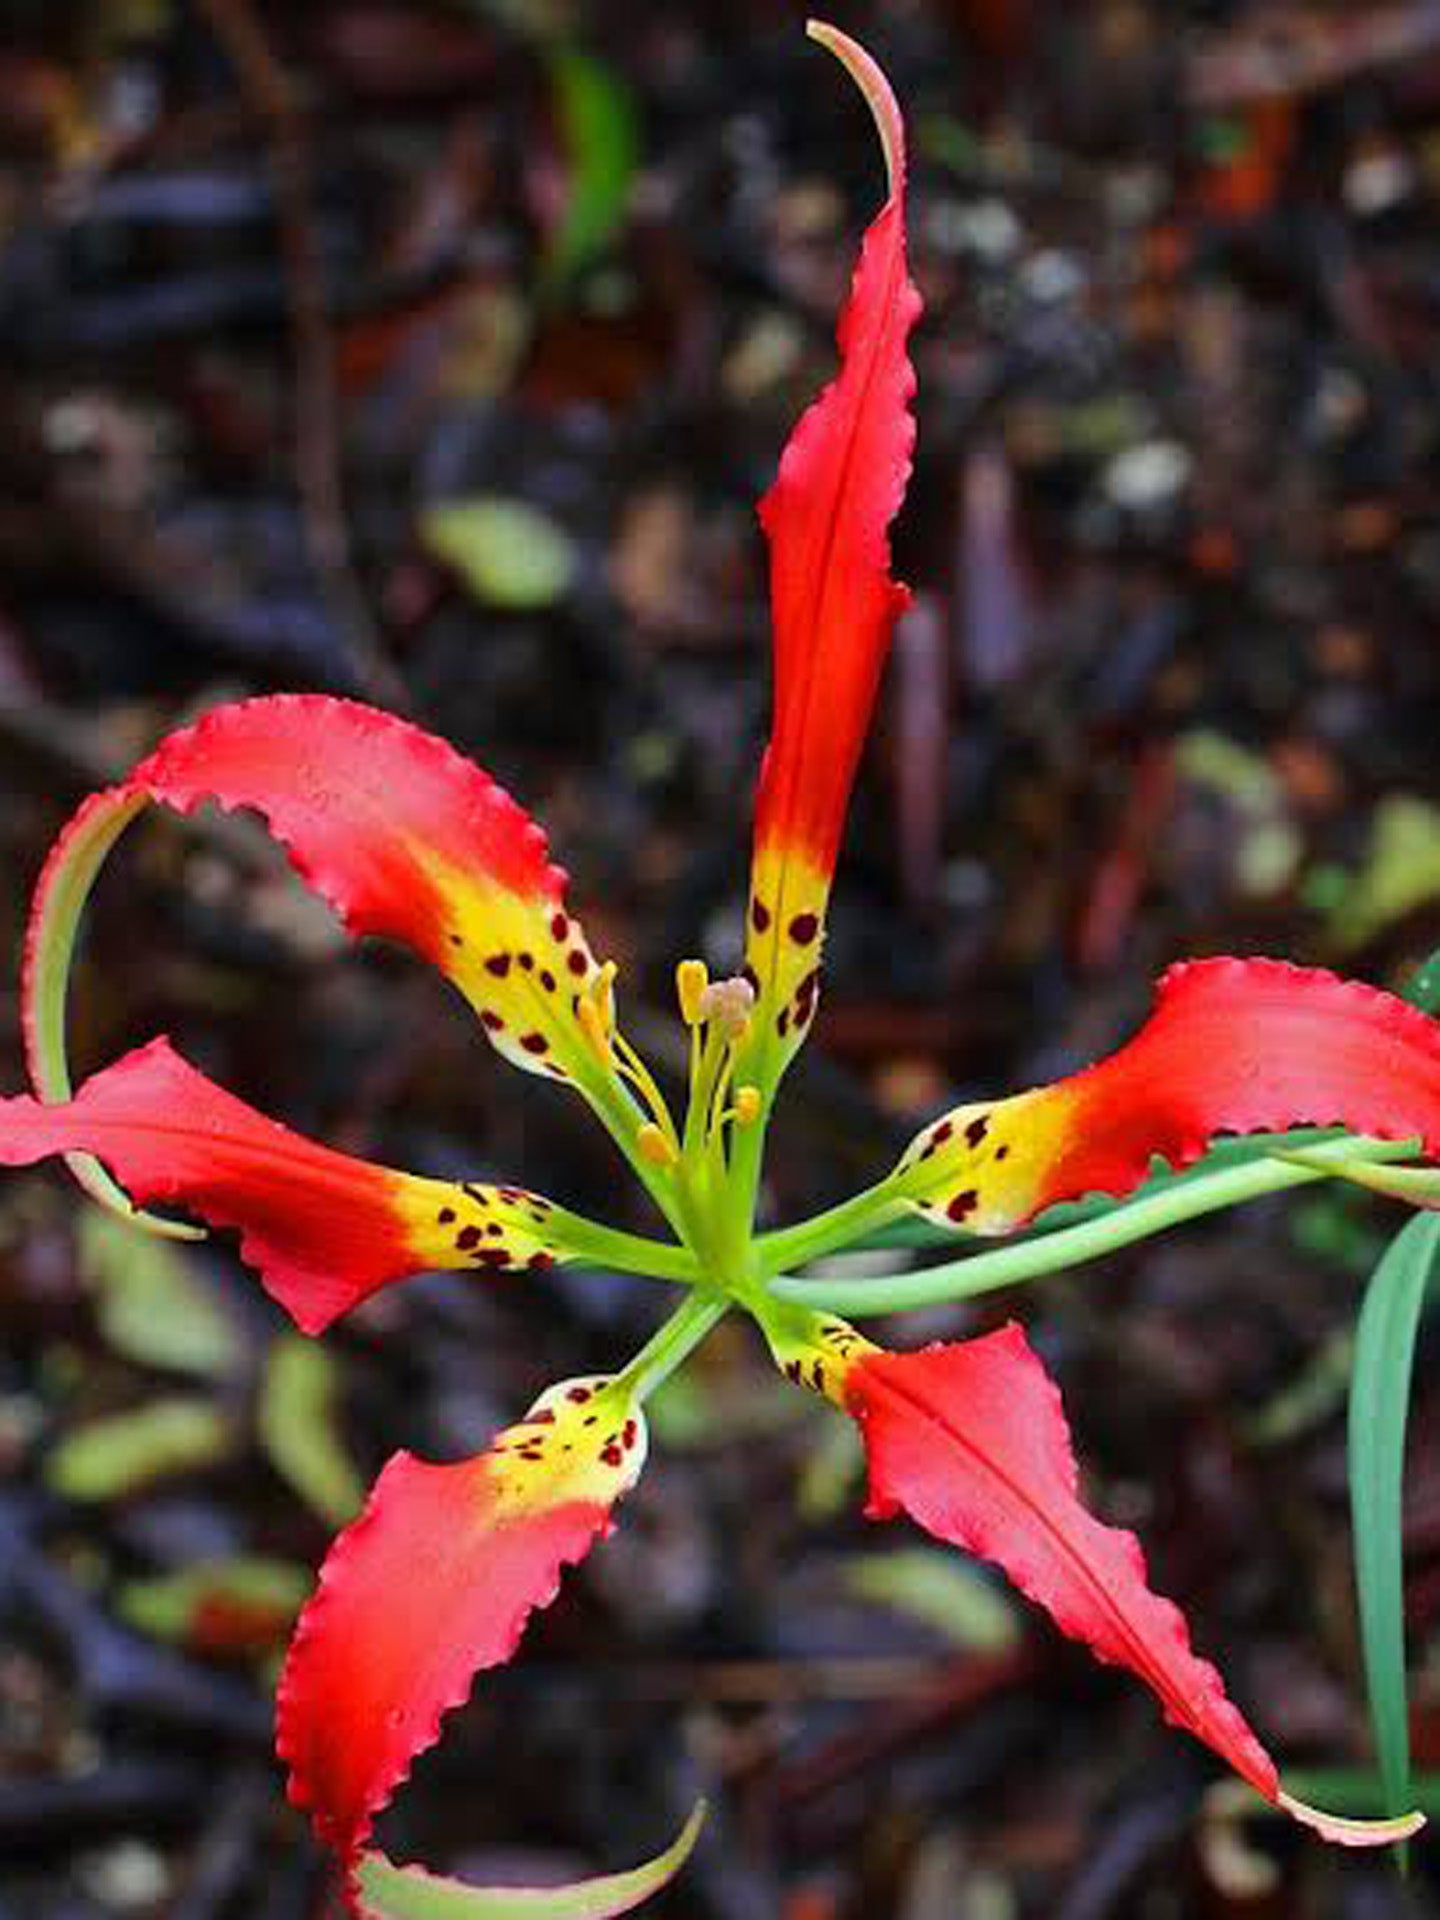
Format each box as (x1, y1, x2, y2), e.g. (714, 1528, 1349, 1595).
(740, 963, 759, 994)
(437, 1207, 456, 1225)
(518, 952, 535, 972)
(540, 969, 556, 992)
(784, 1360, 802, 1384)
(527, 1409, 556, 1425)
(750, 897, 771, 933)
(792, 969, 820, 1024)
(995, 1144, 1010, 1161)
(810, 1359, 826, 1392)
(777, 1010, 789, 1037)
(788, 913, 819, 945)
(456, 1225, 482, 1251)
(521, 1033, 549, 1055)
(932, 1121, 953, 1146)
(482, 1010, 504, 1032)
(448, 932, 464, 948)
(477, 1248, 509, 1270)
(528, 1251, 556, 1271)
(567, 950, 588, 977)
(485, 953, 511, 977)
(600, 1443, 623, 1468)
(622, 1419, 638, 1448)
(487, 1223, 503, 1238)
(550, 912, 569, 941)
(965, 1115, 990, 1149)
(567, 1386, 592, 1403)
(947, 1189, 980, 1222)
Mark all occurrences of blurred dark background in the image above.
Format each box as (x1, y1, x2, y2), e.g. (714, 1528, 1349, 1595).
(4, 1, 1440, 1914)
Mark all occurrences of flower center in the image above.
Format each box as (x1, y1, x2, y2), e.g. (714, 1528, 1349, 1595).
(572, 957, 762, 1281)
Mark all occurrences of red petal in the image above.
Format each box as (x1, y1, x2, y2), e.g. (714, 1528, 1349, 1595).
(277, 1375, 648, 1860)
(23, 699, 610, 1118)
(742, 27, 922, 1088)
(0, 1039, 579, 1333)
(900, 957, 1440, 1233)
(847, 1329, 1278, 1800)
(128, 695, 564, 938)
(752, 28, 919, 877)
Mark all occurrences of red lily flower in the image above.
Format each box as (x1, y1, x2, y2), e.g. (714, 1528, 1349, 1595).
(0, 21, 1432, 1912)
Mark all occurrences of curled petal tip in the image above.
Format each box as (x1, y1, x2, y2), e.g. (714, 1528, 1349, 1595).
(743, 22, 919, 1099)
(1276, 1790, 1425, 1848)
(806, 21, 906, 193)
(351, 1801, 708, 1920)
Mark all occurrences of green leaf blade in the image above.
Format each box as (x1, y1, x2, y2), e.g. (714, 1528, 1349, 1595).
(421, 498, 577, 611)
(544, 46, 639, 290)
(258, 1334, 364, 1527)
(1348, 1211, 1440, 1823)
(79, 1209, 244, 1379)
(47, 1398, 234, 1501)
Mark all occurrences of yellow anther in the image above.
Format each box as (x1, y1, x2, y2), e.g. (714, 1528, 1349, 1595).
(595, 960, 617, 1028)
(734, 1085, 762, 1125)
(577, 994, 612, 1063)
(676, 958, 709, 1027)
(636, 1123, 678, 1169)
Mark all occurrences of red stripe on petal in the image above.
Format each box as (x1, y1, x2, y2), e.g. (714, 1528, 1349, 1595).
(0, 1040, 568, 1332)
(277, 1377, 647, 1859)
(900, 958, 1440, 1234)
(847, 1330, 1278, 1802)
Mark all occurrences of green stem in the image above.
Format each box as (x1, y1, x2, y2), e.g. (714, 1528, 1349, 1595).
(757, 1177, 904, 1276)
(725, 1088, 769, 1238)
(768, 1136, 1420, 1317)
(555, 1212, 702, 1284)
(615, 1290, 729, 1400)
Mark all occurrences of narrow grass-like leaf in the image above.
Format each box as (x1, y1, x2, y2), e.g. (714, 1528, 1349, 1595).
(1348, 1211, 1440, 1823)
